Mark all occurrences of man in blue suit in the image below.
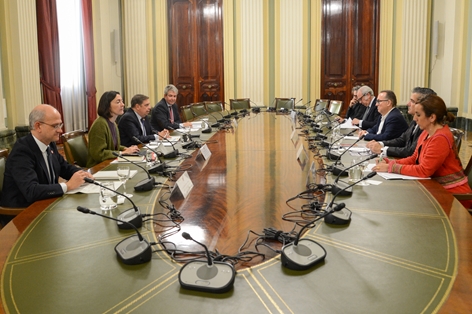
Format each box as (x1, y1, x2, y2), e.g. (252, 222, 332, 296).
(119, 94, 169, 147)
(352, 85, 381, 130)
(359, 90, 408, 141)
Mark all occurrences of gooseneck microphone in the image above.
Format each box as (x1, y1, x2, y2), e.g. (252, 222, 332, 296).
(324, 172, 377, 224)
(112, 152, 155, 191)
(178, 232, 236, 293)
(330, 135, 366, 175)
(167, 126, 201, 149)
(222, 101, 232, 118)
(330, 155, 377, 197)
(77, 206, 152, 265)
(249, 100, 261, 113)
(280, 202, 345, 270)
(327, 134, 365, 163)
(132, 136, 168, 174)
(84, 177, 143, 229)
(150, 129, 179, 159)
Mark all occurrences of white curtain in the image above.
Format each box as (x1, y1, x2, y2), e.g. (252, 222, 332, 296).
(56, 0, 87, 132)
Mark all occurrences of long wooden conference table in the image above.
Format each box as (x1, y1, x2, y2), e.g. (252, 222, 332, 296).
(1, 111, 471, 313)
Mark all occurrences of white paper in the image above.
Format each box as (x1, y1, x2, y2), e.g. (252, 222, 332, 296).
(66, 181, 123, 194)
(92, 170, 138, 180)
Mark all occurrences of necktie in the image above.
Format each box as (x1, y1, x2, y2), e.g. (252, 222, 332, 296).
(141, 118, 147, 136)
(169, 106, 174, 123)
(362, 104, 371, 121)
(46, 146, 55, 184)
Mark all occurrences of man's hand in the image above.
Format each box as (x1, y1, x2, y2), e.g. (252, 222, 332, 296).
(366, 141, 382, 154)
(352, 118, 360, 126)
(66, 170, 93, 191)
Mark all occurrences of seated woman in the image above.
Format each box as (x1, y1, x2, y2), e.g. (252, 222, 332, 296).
(86, 91, 140, 168)
(373, 94, 472, 207)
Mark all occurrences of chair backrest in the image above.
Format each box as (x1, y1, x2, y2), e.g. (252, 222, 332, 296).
(274, 98, 295, 110)
(205, 101, 223, 112)
(0, 148, 9, 193)
(328, 100, 343, 115)
(450, 128, 464, 153)
(190, 102, 207, 118)
(61, 130, 88, 168)
(182, 105, 194, 122)
(314, 99, 330, 112)
(229, 99, 250, 110)
(465, 155, 472, 189)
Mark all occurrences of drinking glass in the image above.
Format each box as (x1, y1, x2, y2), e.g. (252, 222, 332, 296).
(357, 158, 370, 186)
(99, 181, 117, 211)
(348, 159, 362, 182)
(117, 166, 133, 197)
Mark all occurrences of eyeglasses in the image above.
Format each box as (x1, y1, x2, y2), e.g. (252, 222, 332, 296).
(39, 121, 64, 130)
(376, 99, 389, 104)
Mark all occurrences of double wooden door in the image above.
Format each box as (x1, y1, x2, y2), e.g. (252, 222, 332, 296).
(321, 0, 380, 116)
(167, 0, 224, 113)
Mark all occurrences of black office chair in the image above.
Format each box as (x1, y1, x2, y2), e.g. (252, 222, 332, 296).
(0, 148, 26, 227)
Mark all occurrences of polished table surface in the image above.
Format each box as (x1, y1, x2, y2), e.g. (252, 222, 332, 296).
(1, 112, 472, 313)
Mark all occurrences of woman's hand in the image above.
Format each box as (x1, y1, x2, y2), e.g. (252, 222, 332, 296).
(372, 159, 389, 172)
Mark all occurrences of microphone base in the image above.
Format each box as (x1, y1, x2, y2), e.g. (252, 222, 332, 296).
(202, 128, 212, 134)
(148, 163, 166, 174)
(179, 261, 236, 293)
(114, 234, 152, 265)
(281, 239, 327, 270)
(327, 150, 341, 161)
(324, 208, 352, 225)
(163, 150, 179, 159)
(319, 139, 330, 147)
(117, 208, 143, 229)
(331, 165, 348, 176)
(134, 177, 155, 192)
(330, 180, 353, 196)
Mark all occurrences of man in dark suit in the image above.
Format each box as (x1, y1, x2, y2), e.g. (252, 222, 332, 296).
(359, 90, 408, 141)
(119, 94, 169, 147)
(366, 87, 437, 157)
(352, 85, 381, 130)
(0, 104, 92, 209)
(150, 84, 191, 131)
(344, 85, 366, 120)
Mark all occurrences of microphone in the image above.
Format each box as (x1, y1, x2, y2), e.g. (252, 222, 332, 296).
(324, 172, 377, 225)
(84, 177, 143, 229)
(329, 135, 365, 175)
(325, 134, 348, 161)
(201, 107, 222, 127)
(112, 152, 155, 191)
(167, 126, 201, 149)
(280, 202, 345, 270)
(132, 136, 168, 174)
(222, 101, 232, 118)
(318, 120, 346, 147)
(331, 162, 377, 198)
(150, 130, 179, 158)
(201, 119, 213, 134)
(293, 98, 302, 107)
(249, 100, 260, 113)
(77, 206, 152, 265)
(178, 232, 236, 293)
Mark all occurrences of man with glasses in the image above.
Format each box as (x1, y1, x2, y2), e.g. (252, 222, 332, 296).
(358, 90, 408, 141)
(352, 85, 381, 130)
(366, 87, 436, 157)
(119, 94, 170, 147)
(0, 104, 92, 211)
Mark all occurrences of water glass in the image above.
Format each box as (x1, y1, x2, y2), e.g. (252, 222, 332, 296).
(99, 181, 117, 211)
(348, 159, 362, 182)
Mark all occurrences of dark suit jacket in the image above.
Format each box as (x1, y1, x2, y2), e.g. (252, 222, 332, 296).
(364, 107, 409, 141)
(382, 120, 423, 158)
(150, 98, 182, 131)
(0, 134, 80, 207)
(118, 108, 156, 147)
(359, 98, 381, 130)
(345, 102, 366, 120)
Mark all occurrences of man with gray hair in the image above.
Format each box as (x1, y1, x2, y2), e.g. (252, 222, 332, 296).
(366, 87, 437, 158)
(0, 105, 92, 211)
(151, 84, 192, 131)
(352, 85, 380, 130)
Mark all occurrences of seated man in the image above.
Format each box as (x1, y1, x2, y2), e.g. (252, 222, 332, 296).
(366, 87, 436, 158)
(359, 90, 408, 141)
(150, 84, 192, 131)
(352, 85, 381, 130)
(119, 94, 169, 147)
(0, 105, 92, 209)
(344, 85, 366, 120)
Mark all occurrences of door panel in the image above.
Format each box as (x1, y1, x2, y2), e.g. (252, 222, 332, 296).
(168, 0, 224, 113)
(321, 0, 379, 116)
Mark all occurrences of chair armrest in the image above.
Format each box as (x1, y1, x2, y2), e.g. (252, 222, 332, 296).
(0, 206, 26, 216)
(452, 193, 472, 201)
